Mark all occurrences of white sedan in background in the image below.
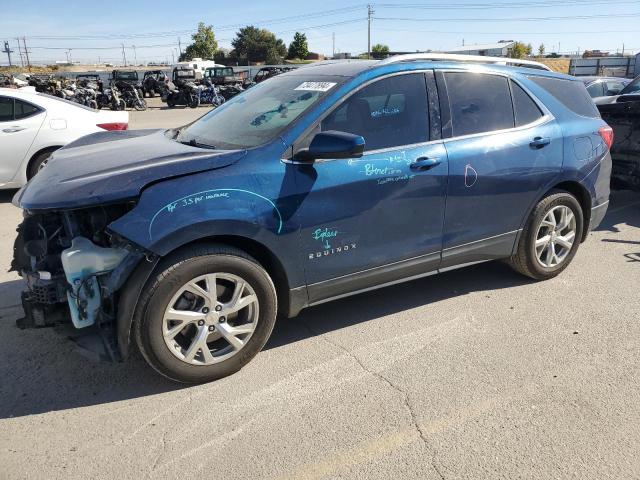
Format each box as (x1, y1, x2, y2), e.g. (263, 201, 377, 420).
(0, 88, 128, 189)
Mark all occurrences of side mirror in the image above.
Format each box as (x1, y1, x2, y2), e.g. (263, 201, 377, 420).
(296, 130, 365, 162)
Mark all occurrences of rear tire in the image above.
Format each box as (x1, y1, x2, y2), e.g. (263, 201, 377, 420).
(135, 244, 277, 384)
(27, 148, 59, 179)
(509, 191, 583, 280)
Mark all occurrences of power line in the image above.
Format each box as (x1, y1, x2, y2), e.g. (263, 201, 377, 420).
(376, 0, 638, 9)
(376, 12, 640, 22)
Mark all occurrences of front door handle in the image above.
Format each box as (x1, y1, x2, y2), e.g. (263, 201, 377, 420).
(530, 137, 550, 149)
(410, 157, 442, 171)
(2, 127, 26, 133)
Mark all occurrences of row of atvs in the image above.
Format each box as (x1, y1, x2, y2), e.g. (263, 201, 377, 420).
(23, 71, 245, 111)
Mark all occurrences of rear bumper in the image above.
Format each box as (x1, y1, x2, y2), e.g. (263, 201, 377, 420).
(589, 200, 609, 232)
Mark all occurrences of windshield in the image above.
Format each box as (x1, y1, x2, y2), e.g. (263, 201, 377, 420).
(621, 76, 640, 95)
(177, 75, 343, 149)
(114, 71, 138, 80)
(207, 67, 234, 77)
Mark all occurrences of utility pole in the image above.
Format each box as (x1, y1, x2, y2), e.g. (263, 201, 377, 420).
(121, 43, 127, 66)
(133, 45, 137, 65)
(332, 32, 335, 58)
(2, 41, 13, 66)
(171, 50, 175, 64)
(22, 37, 31, 70)
(367, 4, 374, 59)
(15, 38, 24, 67)
(178, 37, 182, 58)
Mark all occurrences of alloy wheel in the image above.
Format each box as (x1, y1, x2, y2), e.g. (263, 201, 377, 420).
(162, 273, 259, 365)
(534, 205, 577, 268)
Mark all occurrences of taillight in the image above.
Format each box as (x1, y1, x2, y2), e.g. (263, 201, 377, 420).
(97, 122, 128, 131)
(598, 125, 614, 150)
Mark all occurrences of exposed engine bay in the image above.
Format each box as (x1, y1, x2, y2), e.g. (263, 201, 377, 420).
(11, 203, 144, 361)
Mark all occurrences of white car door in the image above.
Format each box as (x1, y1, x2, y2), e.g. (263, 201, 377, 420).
(0, 96, 46, 183)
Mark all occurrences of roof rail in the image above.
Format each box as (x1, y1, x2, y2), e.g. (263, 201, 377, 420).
(378, 53, 552, 71)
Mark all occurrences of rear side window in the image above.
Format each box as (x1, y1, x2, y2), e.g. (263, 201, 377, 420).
(0, 97, 13, 121)
(14, 99, 40, 120)
(528, 76, 600, 118)
(510, 81, 543, 126)
(586, 82, 604, 98)
(444, 72, 514, 137)
(321, 73, 429, 151)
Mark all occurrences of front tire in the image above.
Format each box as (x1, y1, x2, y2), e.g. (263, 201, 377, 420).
(135, 245, 277, 383)
(509, 191, 583, 280)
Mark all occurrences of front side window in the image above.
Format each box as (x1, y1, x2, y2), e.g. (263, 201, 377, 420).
(0, 97, 13, 122)
(511, 81, 543, 126)
(444, 72, 515, 137)
(320, 73, 429, 151)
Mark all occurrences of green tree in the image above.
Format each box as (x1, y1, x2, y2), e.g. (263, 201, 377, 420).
(371, 43, 390, 59)
(232, 26, 287, 64)
(538, 43, 546, 57)
(508, 41, 532, 59)
(179, 22, 218, 61)
(287, 32, 309, 60)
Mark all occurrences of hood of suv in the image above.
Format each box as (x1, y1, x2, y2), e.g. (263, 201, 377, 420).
(14, 129, 244, 211)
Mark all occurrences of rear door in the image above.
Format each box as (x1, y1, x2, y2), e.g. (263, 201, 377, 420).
(438, 71, 563, 267)
(0, 96, 45, 182)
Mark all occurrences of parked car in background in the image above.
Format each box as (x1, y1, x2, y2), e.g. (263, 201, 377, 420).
(0, 88, 128, 188)
(251, 66, 295, 85)
(596, 75, 640, 190)
(581, 76, 631, 99)
(11, 55, 611, 383)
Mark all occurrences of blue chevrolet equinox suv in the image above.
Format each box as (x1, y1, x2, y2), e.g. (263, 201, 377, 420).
(12, 57, 613, 383)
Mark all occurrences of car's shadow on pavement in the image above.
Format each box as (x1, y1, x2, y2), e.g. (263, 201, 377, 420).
(266, 261, 533, 352)
(0, 189, 18, 204)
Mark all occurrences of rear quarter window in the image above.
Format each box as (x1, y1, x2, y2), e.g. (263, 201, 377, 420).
(528, 76, 600, 118)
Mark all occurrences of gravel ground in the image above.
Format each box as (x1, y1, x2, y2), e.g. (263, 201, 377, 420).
(0, 104, 639, 479)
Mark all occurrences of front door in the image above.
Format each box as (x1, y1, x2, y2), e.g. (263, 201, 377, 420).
(291, 73, 449, 303)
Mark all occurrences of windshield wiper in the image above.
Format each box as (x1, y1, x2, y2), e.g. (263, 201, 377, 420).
(179, 138, 217, 149)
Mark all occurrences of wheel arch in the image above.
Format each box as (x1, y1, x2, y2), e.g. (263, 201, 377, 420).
(548, 180, 592, 242)
(116, 235, 294, 359)
(25, 145, 62, 180)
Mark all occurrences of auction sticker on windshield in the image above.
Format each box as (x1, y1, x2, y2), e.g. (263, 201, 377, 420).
(295, 81, 337, 92)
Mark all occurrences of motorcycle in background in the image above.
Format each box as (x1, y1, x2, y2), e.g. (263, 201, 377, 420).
(163, 80, 200, 109)
(117, 82, 147, 111)
(198, 80, 226, 107)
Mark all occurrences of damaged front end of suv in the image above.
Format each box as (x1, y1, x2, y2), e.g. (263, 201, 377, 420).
(10, 128, 241, 362)
(11, 203, 144, 360)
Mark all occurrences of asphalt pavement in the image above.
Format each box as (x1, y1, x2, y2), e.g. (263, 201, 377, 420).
(1, 104, 639, 479)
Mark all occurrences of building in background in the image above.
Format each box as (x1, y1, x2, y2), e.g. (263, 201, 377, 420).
(443, 41, 516, 57)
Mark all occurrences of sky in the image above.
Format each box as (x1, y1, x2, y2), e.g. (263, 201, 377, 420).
(1, 0, 639, 65)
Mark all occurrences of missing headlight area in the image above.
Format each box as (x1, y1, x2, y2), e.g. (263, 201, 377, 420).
(11, 203, 143, 361)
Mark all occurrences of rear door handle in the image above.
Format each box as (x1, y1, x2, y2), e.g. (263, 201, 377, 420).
(2, 127, 26, 133)
(409, 157, 442, 171)
(530, 137, 550, 149)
